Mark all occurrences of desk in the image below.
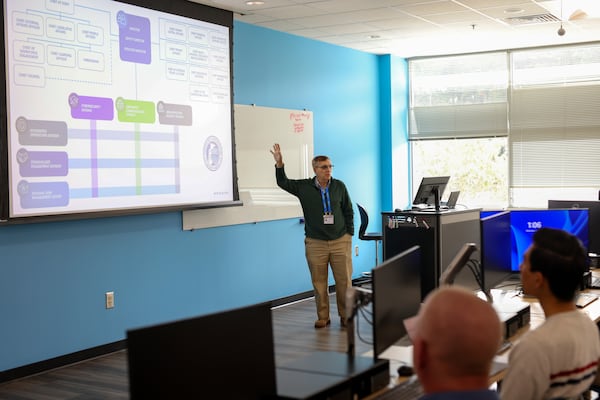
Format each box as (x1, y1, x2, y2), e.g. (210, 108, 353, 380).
(277, 369, 353, 400)
(365, 284, 600, 398)
(276, 351, 389, 399)
(490, 280, 600, 327)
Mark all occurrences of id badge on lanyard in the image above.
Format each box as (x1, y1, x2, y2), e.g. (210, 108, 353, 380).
(321, 187, 334, 225)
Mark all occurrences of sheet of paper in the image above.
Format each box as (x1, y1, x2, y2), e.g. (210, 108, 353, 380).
(377, 345, 414, 363)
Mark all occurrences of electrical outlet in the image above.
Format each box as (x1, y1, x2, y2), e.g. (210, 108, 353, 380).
(105, 291, 115, 309)
(355, 246, 359, 256)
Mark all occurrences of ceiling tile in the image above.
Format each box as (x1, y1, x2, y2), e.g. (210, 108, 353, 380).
(188, 0, 600, 58)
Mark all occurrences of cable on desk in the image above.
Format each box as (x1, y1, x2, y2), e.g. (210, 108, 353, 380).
(356, 302, 373, 346)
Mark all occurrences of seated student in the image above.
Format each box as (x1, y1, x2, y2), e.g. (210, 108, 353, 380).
(412, 286, 502, 399)
(500, 228, 600, 400)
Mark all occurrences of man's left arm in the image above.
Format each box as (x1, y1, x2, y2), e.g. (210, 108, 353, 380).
(340, 182, 354, 236)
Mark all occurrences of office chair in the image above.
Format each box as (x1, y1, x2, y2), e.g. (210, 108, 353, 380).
(357, 203, 383, 266)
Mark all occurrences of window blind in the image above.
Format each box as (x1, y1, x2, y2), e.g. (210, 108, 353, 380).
(409, 52, 508, 139)
(509, 45, 600, 190)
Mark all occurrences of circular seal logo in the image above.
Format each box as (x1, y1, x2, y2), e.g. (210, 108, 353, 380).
(16, 148, 29, 164)
(203, 136, 223, 171)
(17, 180, 30, 196)
(15, 116, 28, 133)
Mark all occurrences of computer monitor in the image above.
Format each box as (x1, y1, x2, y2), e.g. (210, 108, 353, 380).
(480, 211, 512, 291)
(480, 210, 504, 219)
(126, 301, 277, 399)
(439, 243, 478, 286)
(548, 200, 600, 254)
(509, 208, 589, 272)
(446, 190, 460, 209)
(372, 245, 422, 359)
(412, 176, 450, 209)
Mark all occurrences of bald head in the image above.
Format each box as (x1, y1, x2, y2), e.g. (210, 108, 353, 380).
(413, 286, 502, 392)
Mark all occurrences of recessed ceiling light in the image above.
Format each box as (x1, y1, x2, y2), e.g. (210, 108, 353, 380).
(504, 7, 524, 14)
(246, 1, 265, 5)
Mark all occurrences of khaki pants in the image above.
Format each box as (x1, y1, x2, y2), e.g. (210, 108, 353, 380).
(304, 234, 353, 321)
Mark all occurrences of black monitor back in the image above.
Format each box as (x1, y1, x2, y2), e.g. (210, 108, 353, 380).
(372, 245, 422, 358)
(413, 176, 450, 207)
(126, 301, 276, 400)
(548, 199, 600, 254)
(480, 211, 512, 291)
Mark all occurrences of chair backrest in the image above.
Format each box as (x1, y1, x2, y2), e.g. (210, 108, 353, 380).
(357, 203, 369, 240)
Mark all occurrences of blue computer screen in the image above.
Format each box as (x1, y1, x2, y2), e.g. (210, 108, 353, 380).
(509, 209, 589, 271)
(480, 211, 512, 290)
(480, 210, 504, 219)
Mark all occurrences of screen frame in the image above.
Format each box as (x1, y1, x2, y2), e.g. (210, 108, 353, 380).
(548, 199, 600, 255)
(0, 0, 240, 224)
(126, 301, 276, 399)
(509, 208, 589, 272)
(480, 211, 513, 291)
(372, 245, 422, 359)
(413, 176, 450, 209)
(439, 242, 478, 285)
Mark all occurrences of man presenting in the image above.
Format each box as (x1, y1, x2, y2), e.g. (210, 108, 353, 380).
(270, 143, 354, 329)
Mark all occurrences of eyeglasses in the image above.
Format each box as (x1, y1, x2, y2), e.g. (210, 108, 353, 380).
(317, 165, 334, 170)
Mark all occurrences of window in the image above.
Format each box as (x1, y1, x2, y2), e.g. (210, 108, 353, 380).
(411, 138, 508, 209)
(409, 52, 509, 209)
(509, 44, 600, 207)
(409, 52, 508, 140)
(408, 44, 600, 209)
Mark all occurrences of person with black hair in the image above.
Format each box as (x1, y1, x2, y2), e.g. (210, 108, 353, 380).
(501, 227, 600, 400)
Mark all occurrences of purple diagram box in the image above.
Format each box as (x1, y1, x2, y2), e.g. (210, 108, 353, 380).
(157, 101, 192, 126)
(117, 11, 151, 64)
(18, 180, 69, 209)
(16, 117, 67, 146)
(69, 93, 114, 120)
(17, 149, 68, 177)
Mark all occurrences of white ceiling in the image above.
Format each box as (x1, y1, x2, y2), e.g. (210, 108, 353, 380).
(187, 0, 600, 58)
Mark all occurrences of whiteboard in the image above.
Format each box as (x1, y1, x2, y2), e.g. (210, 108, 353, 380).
(182, 104, 314, 230)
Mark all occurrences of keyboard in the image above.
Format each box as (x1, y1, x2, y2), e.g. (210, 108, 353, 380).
(374, 377, 423, 400)
(576, 292, 599, 308)
(497, 339, 512, 354)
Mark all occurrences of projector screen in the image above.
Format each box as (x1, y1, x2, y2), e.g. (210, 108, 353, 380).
(1, 0, 238, 222)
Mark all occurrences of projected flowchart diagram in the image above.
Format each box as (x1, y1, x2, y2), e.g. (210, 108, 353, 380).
(6, 0, 232, 216)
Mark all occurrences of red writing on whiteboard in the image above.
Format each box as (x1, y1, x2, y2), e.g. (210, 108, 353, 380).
(290, 112, 310, 121)
(293, 123, 304, 133)
(290, 112, 310, 134)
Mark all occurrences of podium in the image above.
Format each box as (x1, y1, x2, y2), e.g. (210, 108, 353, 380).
(381, 208, 481, 299)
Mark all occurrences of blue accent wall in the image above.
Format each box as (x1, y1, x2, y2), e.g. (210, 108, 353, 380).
(0, 21, 408, 372)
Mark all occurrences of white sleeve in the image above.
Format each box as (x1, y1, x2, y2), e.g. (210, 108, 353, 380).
(500, 338, 550, 400)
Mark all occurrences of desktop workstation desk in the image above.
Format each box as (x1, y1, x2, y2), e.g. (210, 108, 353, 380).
(365, 277, 600, 399)
(276, 352, 390, 399)
(382, 208, 482, 298)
